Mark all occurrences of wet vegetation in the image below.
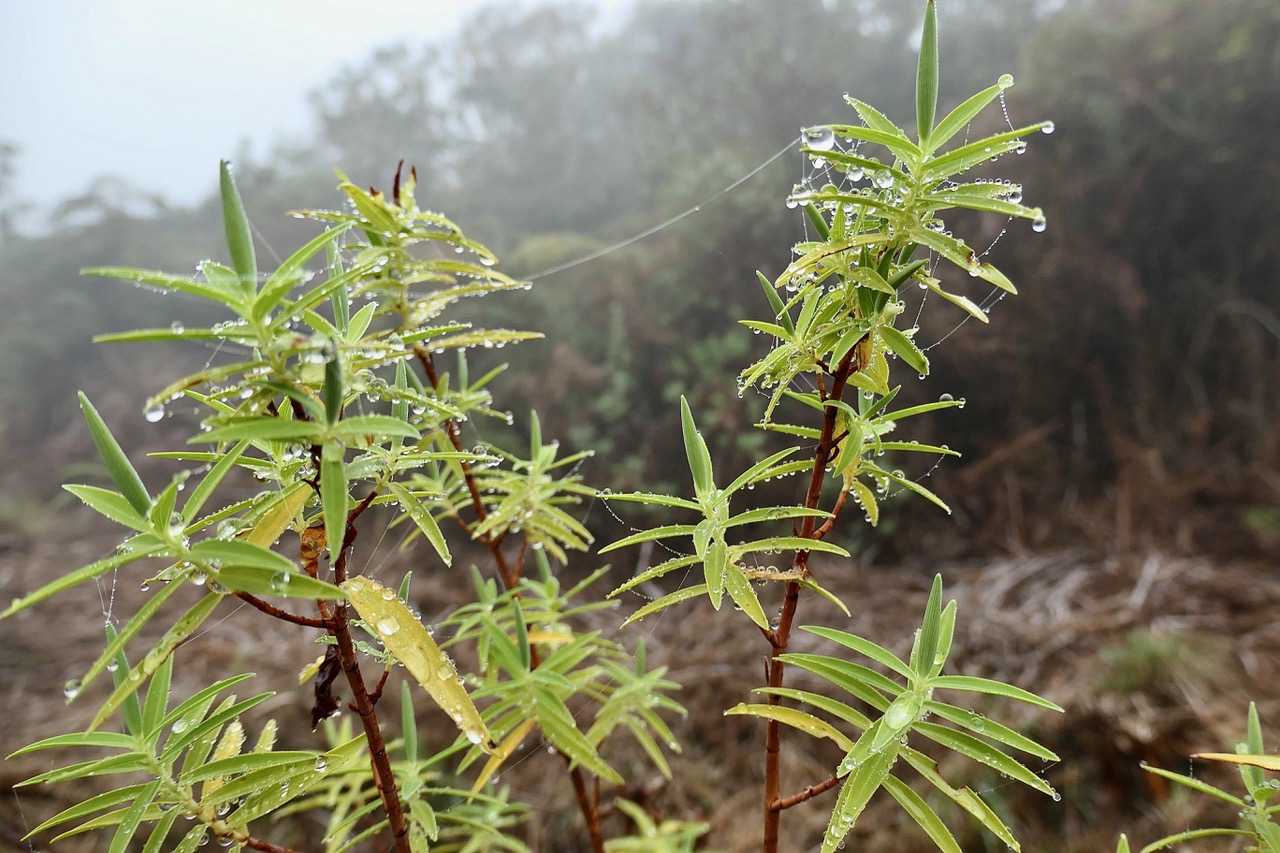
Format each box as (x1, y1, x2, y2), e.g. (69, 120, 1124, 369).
(2, 0, 1279, 850)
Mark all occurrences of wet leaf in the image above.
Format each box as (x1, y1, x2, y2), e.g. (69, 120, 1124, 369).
(341, 576, 494, 752)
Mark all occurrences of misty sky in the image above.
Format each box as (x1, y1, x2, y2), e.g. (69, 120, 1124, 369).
(0, 0, 627, 222)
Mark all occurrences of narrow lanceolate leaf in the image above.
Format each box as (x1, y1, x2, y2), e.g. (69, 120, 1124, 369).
(321, 440, 348, 561)
(90, 593, 223, 731)
(245, 483, 312, 548)
(800, 625, 913, 681)
(679, 396, 715, 500)
(182, 439, 249, 522)
(911, 574, 944, 677)
(704, 539, 728, 610)
(529, 684, 623, 783)
(63, 485, 148, 531)
(925, 77, 1010, 156)
(78, 392, 150, 515)
(472, 718, 536, 792)
(192, 541, 344, 599)
(220, 160, 256, 293)
(252, 225, 350, 323)
(722, 565, 768, 629)
(822, 743, 899, 853)
(916, 0, 939, 146)
(879, 326, 929, 376)
(929, 675, 1064, 711)
(322, 339, 343, 424)
(2, 546, 161, 619)
(725, 704, 853, 751)
(1193, 752, 1280, 772)
(621, 584, 707, 628)
(900, 746, 1020, 850)
(914, 722, 1056, 797)
(341, 576, 495, 753)
(386, 481, 451, 565)
(79, 581, 183, 699)
(195, 417, 326, 445)
(882, 773, 962, 853)
(758, 270, 795, 335)
(106, 779, 161, 853)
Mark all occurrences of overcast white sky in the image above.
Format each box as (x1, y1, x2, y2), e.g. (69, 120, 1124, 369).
(0, 0, 627, 221)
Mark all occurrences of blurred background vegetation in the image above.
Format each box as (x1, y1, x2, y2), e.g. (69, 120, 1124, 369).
(4, 1, 1280, 849)
(1, 0, 1277, 560)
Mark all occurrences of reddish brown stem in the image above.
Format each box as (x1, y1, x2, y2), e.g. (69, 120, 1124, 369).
(234, 592, 331, 629)
(569, 765, 606, 853)
(241, 836, 303, 853)
(762, 343, 860, 853)
(414, 346, 603, 848)
(770, 774, 842, 811)
(414, 346, 519, 590)
(333, 607, 411, 853)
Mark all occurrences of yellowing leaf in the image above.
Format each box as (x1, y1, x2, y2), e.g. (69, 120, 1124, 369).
(1193, 752, 1280, 771)
(341, 576, 495, 753)
(472, 718, 536, 793)
(246, 483, 313, 548)
(725, 703, 854, 751)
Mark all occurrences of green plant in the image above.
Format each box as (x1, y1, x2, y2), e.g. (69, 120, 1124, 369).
(3, 2, 1062, 851)
(601, 1, 1061, 850)
(4, 165, 686, 852)
(1117, 702, 1280, 852)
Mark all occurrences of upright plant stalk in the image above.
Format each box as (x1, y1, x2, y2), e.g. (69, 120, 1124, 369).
(762, 342, 858, 851)
(601, 1, 1061, 850)
(416, 344, 606, 852)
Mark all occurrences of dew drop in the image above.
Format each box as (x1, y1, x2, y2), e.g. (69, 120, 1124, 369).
(1041, 121, 1056, 134)
(940, 393, 954, 402)
(106, 659, 119, 673)
(802, 127, 836, 151)
(63, 679, 80, 700)
(873, 169, 894, 189)
(1006, 186, 1023, 204)
(144, 403, 165, 423)
(376, 617, 399, 636)
(1032, 215, 1047, 233)
(997, 73, 1014, 90)
(466, 730, 484, 745)
(313, 755, 328, 772)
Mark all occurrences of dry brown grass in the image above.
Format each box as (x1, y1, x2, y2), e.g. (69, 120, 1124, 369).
(3, 515, 1277, 851)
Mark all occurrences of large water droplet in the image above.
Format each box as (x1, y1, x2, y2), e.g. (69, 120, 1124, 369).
(997, 73, 1014, 90)
(144, 403, 165, 423)
(1032, 214, 1047, 233)
(313, 755, 328, 772)
(873, 169, 895, 189)
(376, 618, 399, 636)
(63, 679, 80, 700)
(803, 127, 836, 151)
(1041, 121, 1055, 134)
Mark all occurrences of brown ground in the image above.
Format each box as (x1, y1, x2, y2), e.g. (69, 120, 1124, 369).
(2, 513, 1278, 852)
